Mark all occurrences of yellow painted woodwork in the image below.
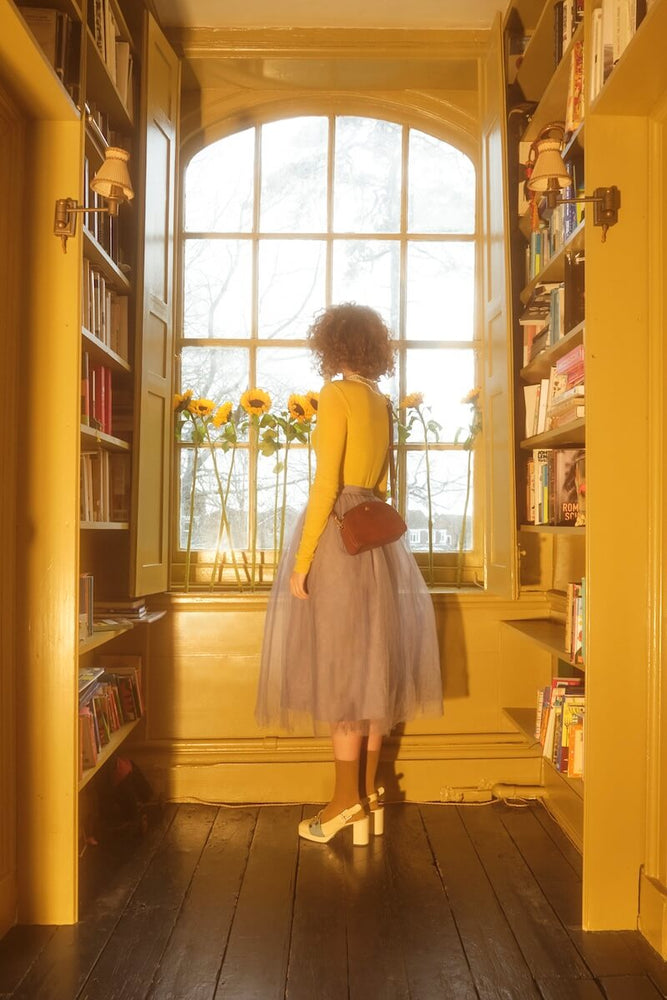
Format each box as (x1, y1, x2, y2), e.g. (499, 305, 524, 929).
(131, 13, 180, 597)
(0, 79, 23, 939)
(128, 593, 546, 803)
(479, 15, 517, 598)
(16, 117, 82, 924)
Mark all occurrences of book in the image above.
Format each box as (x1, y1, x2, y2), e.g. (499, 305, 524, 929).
(567, 721, 585, 777)
(564, 40, 584, 138)
(524, 384, 541, 438)
(553, 448, 584, 525)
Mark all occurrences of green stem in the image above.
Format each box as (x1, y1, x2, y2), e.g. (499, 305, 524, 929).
(457, 447, 473, 586)
(418, 411, 434, 586)
(206, 429, 242, 591)
(184, 444, 199, 593)
(279, 438, 291, 558)
(273, 426, 281, 570)
(250, 418, 259, 591)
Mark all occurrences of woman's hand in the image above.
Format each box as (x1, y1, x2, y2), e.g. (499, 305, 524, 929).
(290, 571, 309, 600)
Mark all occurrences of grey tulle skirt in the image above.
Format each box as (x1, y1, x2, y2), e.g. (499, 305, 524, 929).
(255, 486, 443, 736)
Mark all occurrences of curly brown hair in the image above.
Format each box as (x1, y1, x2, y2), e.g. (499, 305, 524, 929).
(308, 303, 396, 380)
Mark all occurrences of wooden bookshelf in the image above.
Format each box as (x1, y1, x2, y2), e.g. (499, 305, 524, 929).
(82, 229, 131, 289)
(520, 220, 586, 304)
(82, 327, 131, 373)
(79, 624, 133, 654)
(520, 322, 584, 381)
(520, 523, 585, 536)
(591, 0, 667, 117)
(502, 617, 583, 666)
(78, 719, 141, 791)
(80, 425, 131, 452)
(520, 418, 585, 449)
(522, 19, 585, 141)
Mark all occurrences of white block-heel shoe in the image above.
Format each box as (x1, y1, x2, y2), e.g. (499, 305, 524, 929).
(298, 803, 370, 845)
(367, 786, 385, 836)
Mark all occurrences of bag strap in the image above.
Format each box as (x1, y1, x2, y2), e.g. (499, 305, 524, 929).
(386, 398, 397, 509)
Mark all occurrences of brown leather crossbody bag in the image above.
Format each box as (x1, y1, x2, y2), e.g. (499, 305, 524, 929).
(333, 400, 407, 555)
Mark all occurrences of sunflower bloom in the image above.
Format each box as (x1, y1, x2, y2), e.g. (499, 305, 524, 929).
(305, 390, 319, 413)
(188, 398, 216, 418)
(288, 393, 314, 423)
(212, 401, 233, 427)
(173, 389, 193, 412)
(461, 387, 481, 406)
(240, 387, 272, 416)
(400, 391, 424, 410)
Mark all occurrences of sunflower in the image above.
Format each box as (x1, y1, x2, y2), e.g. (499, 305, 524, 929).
(288, 393, 314, 423)
(173, 389, 193, 413)
(188, 398, 216, 418)
(240, 387, 272, 416)
(461, 387, 481, 406)
(400, 391, 424, 410)
(305, 390, 319, 413)
(212, 401, 233, 427)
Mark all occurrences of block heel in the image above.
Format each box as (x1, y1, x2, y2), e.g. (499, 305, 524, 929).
(352, 815, 370, 846)
(371, 806, 384, 836)
(367, 785, 385, 836)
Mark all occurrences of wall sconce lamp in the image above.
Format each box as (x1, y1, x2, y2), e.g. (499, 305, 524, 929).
(527, 124, 621, 241)
(54, 147, 134, 252)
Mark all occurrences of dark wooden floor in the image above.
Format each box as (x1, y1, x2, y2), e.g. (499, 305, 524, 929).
(2, 801, 667, 1000)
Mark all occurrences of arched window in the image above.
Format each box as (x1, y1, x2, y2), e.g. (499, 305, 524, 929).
(176, 114, 478, 589)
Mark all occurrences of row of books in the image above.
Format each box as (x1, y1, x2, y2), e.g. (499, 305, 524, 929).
(79, 572, 94, 641)
(520, 257, 585, 365)
(82, 355, 114, 435)
(565, 579, 586, 665)
(82, 259, 130, 361)
(535, 676, 585, 778)
(81, 450, 130, 524)
(18, 6, 81, 105)
(553, 0, 584, 68)
(525, 447, 585, 526)
(523, 342, 585, 436)
(590, 0, 648, 103)
(525, 169, 583, 284)
(78, 658, 143, 777)
(88, 0, 134, 113)
(83, 156, 124, 264)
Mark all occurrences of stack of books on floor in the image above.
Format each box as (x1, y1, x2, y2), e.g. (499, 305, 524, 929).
(535, 676, 585, 778)
(78, 659, 143, 777)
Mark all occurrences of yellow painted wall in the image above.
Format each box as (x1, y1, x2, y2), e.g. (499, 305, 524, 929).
(128, 593, 550, 803)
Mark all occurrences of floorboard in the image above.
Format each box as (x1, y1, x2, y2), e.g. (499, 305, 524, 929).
(147, 807, 258, 1000)
(460, 802, 590, 981)
(11, 803, 178, 1000)
(213, 805, 301, 1000)
(383, 804, 478, 999)
(285, 805, 349, 1000)
(422, 803, 542, 999)
(78, 804, 217, 1000)
(598, 974, 664, 999)
(2, 802, 667, 1000)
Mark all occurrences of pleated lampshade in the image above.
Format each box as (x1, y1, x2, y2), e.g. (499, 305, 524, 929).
(527, 138, 571, 193)
(91, 147, 134, 204)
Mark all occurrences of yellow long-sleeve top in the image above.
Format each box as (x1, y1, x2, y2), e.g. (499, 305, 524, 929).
(294, 378, 390, 574)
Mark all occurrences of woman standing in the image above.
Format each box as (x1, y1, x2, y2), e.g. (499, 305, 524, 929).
(255, 303, 442, 845)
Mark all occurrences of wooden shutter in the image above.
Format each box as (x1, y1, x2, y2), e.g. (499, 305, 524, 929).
(480, 15, 517, 598)
(131, 14, 180, 596)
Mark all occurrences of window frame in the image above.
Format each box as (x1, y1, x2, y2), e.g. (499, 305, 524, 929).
(172, 108, 484, 590)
